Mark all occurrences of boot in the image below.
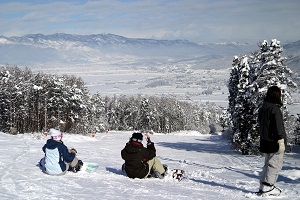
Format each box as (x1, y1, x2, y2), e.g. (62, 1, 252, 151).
(72, 160, 83, 173)
(163, 164, 168, 175)
(257, 184, 281, 197)
(153, 164, 168, 179)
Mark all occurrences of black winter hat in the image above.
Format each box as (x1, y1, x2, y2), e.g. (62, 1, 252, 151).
(131, 132, 143, 142)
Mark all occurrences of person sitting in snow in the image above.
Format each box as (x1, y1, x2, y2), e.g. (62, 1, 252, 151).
(40, 128, 83, 175)
(121, 132, 167, 179)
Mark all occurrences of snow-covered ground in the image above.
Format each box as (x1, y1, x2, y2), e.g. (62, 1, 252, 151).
(1, 131, 300, 200)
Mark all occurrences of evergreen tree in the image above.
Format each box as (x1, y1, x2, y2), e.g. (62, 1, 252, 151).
(219, 109, 230, 132)
(138, 97, 151, 131)
(230, 56, 252, 154)
(90, 93, 108, 132)
(229, 39, 297, 154)
(0, 66, 91, 134)
(0, 65, 224, 135)
(247, 39, 297, 152)
(228, 56, 240, 135)
(0, 68, 12, 132)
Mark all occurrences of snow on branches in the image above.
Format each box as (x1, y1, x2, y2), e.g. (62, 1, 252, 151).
(228, 39, 297, 154)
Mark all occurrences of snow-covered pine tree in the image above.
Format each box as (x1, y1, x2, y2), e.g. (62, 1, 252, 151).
(90, 93, 109, 133)
(116, 95, 139, 130)
(156, 96, 171, 133)
(249, 39, 296, 112)
(0, 65, 224, 135)
(219, 109, 230, 132)
(123, 96, 140, 130)
(0, 66, 91, 134)
(229, 39, 297, 154)
(247, 39, 297, 152)
(228, 55, 252, 154)
(228, 56, 240, 131)
(63, 75, 90, 134)
(13, 68, 31, 133)
(139, 97, 151, 131)
(229, 56, 242, 149)
(0, 67, 13, 132)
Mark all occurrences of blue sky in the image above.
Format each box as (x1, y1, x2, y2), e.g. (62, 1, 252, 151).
(0, 0, 299, 43)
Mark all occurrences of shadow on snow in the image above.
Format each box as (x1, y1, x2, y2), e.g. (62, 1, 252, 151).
(156, 135, 236, 155)
(106, 167, 125, 176)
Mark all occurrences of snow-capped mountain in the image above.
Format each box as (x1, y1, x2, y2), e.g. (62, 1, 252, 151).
(0, 33, 299, 78)
(0, 33, 255, 67)
(4, 33, 201, 48)
(1, 33, 251, 50)
(283, 41, 300, 76)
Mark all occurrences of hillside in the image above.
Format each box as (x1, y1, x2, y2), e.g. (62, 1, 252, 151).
(1, 131, 300, 199)
(284, 41, 300, 80)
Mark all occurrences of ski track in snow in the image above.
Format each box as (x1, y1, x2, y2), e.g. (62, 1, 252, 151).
(0, 131, 300, 200)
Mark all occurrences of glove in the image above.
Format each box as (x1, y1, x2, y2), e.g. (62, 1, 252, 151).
(145, 133, 151, 144)
(278, 139, 285, 153)
(71, 148, 77, 154)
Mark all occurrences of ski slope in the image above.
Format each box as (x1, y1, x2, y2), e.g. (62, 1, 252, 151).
(0, 131, 300, 200)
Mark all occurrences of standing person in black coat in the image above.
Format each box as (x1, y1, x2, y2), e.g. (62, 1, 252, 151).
(257, 86, 287, 197)
(121, 132, 167, 179)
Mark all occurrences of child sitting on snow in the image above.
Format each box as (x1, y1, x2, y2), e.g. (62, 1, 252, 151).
(40, 128, 83, 175)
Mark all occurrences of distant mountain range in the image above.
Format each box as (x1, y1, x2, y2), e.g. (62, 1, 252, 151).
(281, 40, 300, 76)
(0, 33, 299, 74)
(1, 33, 200, 48)
(0, 33, 250, 50)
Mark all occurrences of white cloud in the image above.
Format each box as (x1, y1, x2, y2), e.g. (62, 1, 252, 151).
(0, 0, 299, 43)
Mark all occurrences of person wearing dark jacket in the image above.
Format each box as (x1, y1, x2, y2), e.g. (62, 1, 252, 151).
(257, 86, 286, 197)
(121, 132, 167, 179)
(40, 128, 83, 175)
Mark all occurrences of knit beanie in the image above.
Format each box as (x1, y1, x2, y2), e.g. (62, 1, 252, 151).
(131, 132, 143, 143)
(49, 128, 62, 140)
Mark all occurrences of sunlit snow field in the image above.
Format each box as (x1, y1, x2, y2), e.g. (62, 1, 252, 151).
(0, 131, 300, 200)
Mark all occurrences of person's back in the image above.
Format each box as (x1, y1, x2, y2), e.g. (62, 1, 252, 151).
(41, 128, 83, 175)
(44, 138, 71, 174)
(121, 133, 156, 178)
(121, 132, 167, 179)
(258, 85, 287, 153)
(257, 86, 286, 197)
